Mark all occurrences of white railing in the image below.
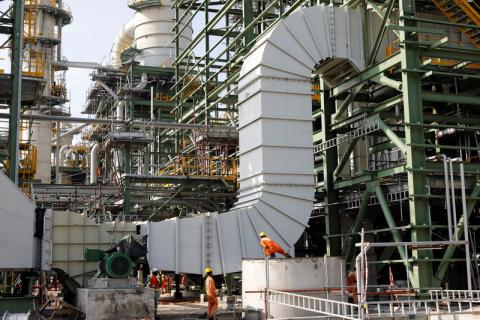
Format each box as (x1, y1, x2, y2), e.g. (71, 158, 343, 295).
(268, 290, 359, 320)
(267, 289, 480, 319)
(364, 293, 480, 318)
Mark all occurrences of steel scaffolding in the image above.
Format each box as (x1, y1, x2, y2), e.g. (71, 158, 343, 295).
(172, 0, 480, 291)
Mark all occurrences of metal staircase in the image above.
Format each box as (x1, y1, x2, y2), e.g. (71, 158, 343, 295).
(432, 0, 480, 47)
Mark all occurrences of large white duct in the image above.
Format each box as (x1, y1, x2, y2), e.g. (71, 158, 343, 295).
(111, 19, 135, 68)
(144, 5, 364, 275)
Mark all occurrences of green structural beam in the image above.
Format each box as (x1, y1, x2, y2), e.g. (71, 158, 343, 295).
(343, 182, 375, 263)
(9, 0, 24, 184)
(399, 0, 433, 290)
(375, 185, 416, 286)
(321, 79, 341, 257)
(378, 119, 407, 153)
(333, 137, 359, 180)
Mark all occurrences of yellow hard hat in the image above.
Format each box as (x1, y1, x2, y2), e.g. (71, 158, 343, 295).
(259, 231, 267, 238)
(205, 267, 213, 274)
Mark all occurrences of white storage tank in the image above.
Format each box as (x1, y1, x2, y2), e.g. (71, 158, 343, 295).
(242, 257, 346, 319)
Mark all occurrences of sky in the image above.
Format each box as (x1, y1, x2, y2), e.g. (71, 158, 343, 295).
(62, 0, 132, 117)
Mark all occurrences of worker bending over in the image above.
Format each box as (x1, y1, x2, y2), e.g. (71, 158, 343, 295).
(259, 232, 291, 258)
(204, 267, 218, 320)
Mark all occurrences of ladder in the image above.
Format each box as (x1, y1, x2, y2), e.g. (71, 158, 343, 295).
(314, 120, 380, 154)
(432, 0, 480, 47)
(24, 0, 38, 41)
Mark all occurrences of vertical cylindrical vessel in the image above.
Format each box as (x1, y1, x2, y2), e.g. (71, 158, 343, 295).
(130, 0, 193, 67)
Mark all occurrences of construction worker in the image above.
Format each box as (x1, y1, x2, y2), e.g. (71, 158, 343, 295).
(205, 267, 218, 320)
(346, 269, 358, 304)
(147, 268, 161, 289)
(259, 232, 291, 258)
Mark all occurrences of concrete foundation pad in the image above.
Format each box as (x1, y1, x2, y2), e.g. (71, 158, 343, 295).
(77, 287, 155, 320)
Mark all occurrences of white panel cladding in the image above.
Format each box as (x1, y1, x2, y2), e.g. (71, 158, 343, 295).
(0, 172, 35, 269)
(242, 257, 346, 318)
(51, 211, 137, 285)
(145, 5, 364, 275)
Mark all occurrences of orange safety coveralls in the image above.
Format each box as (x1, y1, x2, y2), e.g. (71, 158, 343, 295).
(148, 275, 160, 289)
(346, 272, 358, 304)
(260, 237, 287, 256)
(205, 275, 218, 317)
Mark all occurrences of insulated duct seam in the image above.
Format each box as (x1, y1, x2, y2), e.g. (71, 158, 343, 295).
(145, 5, 364, 275)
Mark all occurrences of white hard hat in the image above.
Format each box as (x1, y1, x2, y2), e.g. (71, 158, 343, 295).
(151, 268, 159, 273)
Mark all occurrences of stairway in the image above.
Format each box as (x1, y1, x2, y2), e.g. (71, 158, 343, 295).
(432, 0, 480, 47)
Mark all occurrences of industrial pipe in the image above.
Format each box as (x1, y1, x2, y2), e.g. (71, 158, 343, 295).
(428, 154, 453, 240)
(111, 19, 135, 68)
(448, 159, 458, 240)
(0, 113, 235, 131)
(64, 149, 75, 166)
(90, 144, 100, 185)
(458, 159, 473, 291)
(51, 123, 88, 144)
(59, 145, 72, 166)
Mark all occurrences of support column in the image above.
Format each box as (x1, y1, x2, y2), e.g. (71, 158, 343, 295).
(9, 0, 24, 184)
(399, 0, 433, 289)
(320, 79, 341, 256)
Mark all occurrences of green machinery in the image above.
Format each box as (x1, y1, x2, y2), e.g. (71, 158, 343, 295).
(85, 249, 134, 279)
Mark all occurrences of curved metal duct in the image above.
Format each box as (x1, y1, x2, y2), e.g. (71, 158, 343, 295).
(111, 19, 135, 68)
(145, 5, 364, 275)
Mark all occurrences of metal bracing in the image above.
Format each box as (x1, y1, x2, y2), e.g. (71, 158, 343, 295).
(8, 0, 24, 184)
(398, 0, 433, 289)
(320, 79, 341, 256)
(312, 0, 480, 291)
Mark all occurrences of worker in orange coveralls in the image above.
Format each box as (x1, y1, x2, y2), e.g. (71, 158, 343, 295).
(346, 269, 358, 304)
(259, 232, 291, 258)
(147, 268, 160, 289)
(161, 274, 167, 294)
(205, 267, 218, 320)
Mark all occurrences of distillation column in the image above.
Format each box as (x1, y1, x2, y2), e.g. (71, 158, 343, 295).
(23, 0, 72, 183)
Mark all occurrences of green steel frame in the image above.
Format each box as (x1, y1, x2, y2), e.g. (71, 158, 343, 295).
(172, 0, 480, 290)
(9, 0, 23, 184)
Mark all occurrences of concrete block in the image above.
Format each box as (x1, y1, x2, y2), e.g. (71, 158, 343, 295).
(77, 287, 155, 320)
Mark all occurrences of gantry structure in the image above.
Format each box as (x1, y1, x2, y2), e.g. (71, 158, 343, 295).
(172, 0, 480, 290)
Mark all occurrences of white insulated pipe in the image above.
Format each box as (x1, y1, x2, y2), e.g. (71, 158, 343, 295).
(59, 145, 71, 166)
(144, 5, 364, 275)
(90, 144, 100, 185)
(111, 19, 135, 68)
(64, 149, 74, 166)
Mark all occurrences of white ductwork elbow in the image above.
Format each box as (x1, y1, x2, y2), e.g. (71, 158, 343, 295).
(64, 149, 75, 167)
(144, 5, 365, 276)
(90, 144, 100, 185)
(59, 145, 71, 166)
(111, 19, 135, 68)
